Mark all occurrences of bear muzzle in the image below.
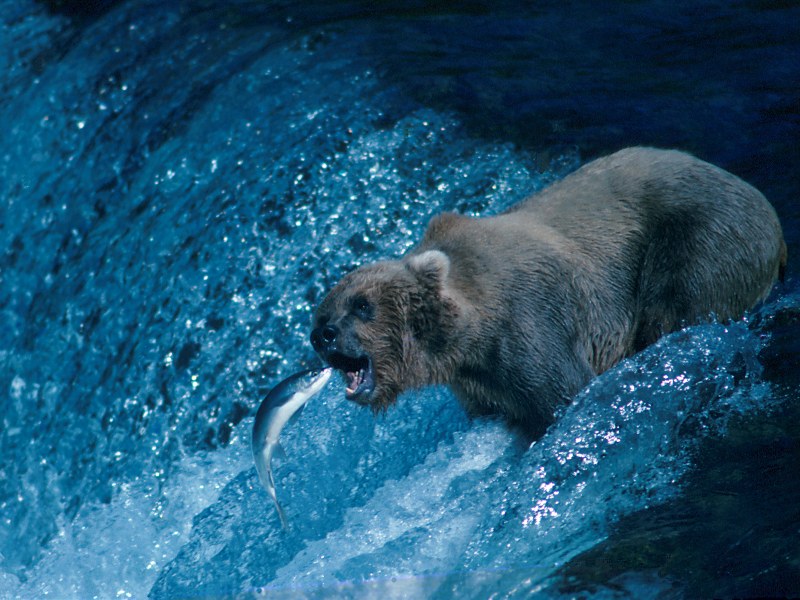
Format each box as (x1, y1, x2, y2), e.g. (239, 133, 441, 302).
(310, 324, 339, 354)
(310, 324, 376, 404)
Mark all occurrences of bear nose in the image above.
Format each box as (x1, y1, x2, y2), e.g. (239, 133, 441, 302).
(311, 324, 339, 353)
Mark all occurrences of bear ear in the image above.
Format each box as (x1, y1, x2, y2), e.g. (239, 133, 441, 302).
(406, 249, 450, 287)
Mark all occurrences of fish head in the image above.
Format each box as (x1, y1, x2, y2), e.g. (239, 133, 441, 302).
(293, 366, 333, 397)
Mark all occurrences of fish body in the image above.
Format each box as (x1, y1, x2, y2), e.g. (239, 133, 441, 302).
(251, 367, 332, 528)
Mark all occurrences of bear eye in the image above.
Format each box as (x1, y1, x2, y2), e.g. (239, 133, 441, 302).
(351, 296, 373, 321)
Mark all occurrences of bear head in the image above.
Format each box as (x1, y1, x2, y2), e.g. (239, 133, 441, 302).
(310, 249, 457, 411)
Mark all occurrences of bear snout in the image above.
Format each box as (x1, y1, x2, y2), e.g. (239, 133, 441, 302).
(310, 324, 339, 354)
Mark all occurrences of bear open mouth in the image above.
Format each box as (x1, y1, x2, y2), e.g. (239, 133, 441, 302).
(326, 352, 375, 403)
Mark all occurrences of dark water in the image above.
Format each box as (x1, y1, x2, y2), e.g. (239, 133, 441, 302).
(1, 1, 798, 597)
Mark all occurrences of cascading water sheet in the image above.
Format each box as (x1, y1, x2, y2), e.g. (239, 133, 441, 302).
(1, 1, 798, 598)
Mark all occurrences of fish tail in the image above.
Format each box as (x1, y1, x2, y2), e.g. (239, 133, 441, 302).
(268, 471, 290, 528)
(256, 444, 290, 529)
(274, 498, 289, 529)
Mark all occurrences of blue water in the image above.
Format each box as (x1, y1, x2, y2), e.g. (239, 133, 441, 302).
(1, 1, 799, 598)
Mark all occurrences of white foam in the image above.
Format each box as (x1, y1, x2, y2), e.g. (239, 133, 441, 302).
(6, 435, 250, 600)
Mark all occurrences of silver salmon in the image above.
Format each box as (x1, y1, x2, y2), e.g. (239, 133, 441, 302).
(251, 367, 332, 528)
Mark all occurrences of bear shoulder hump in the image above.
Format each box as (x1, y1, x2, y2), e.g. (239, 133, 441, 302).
(421, 212, 470, 244)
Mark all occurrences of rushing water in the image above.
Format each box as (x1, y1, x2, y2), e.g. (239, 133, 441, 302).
(1, 1, 799, 598)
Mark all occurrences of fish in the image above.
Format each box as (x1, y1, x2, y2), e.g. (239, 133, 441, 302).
(251, 366, 332, 529)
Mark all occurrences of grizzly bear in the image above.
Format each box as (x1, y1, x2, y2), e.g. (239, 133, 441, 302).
(310, 147, 786, 436)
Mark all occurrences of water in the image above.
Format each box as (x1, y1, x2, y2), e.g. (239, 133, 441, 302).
(1, 1, 798, 598)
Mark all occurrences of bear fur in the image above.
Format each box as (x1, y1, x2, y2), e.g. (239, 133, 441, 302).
(311, 147, 786, 435)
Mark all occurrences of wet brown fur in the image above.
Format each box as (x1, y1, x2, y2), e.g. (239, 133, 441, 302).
(313, 147, 786, 435)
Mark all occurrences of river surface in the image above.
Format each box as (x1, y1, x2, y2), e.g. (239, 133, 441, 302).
(1, 1, 799, 598)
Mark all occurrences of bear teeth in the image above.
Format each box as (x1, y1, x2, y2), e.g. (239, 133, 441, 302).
(345, 370, 363, 395)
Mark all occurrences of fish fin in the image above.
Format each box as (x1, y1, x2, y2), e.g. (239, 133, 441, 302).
(288, 402, 306, 426)
(273, 442, 287, 460)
